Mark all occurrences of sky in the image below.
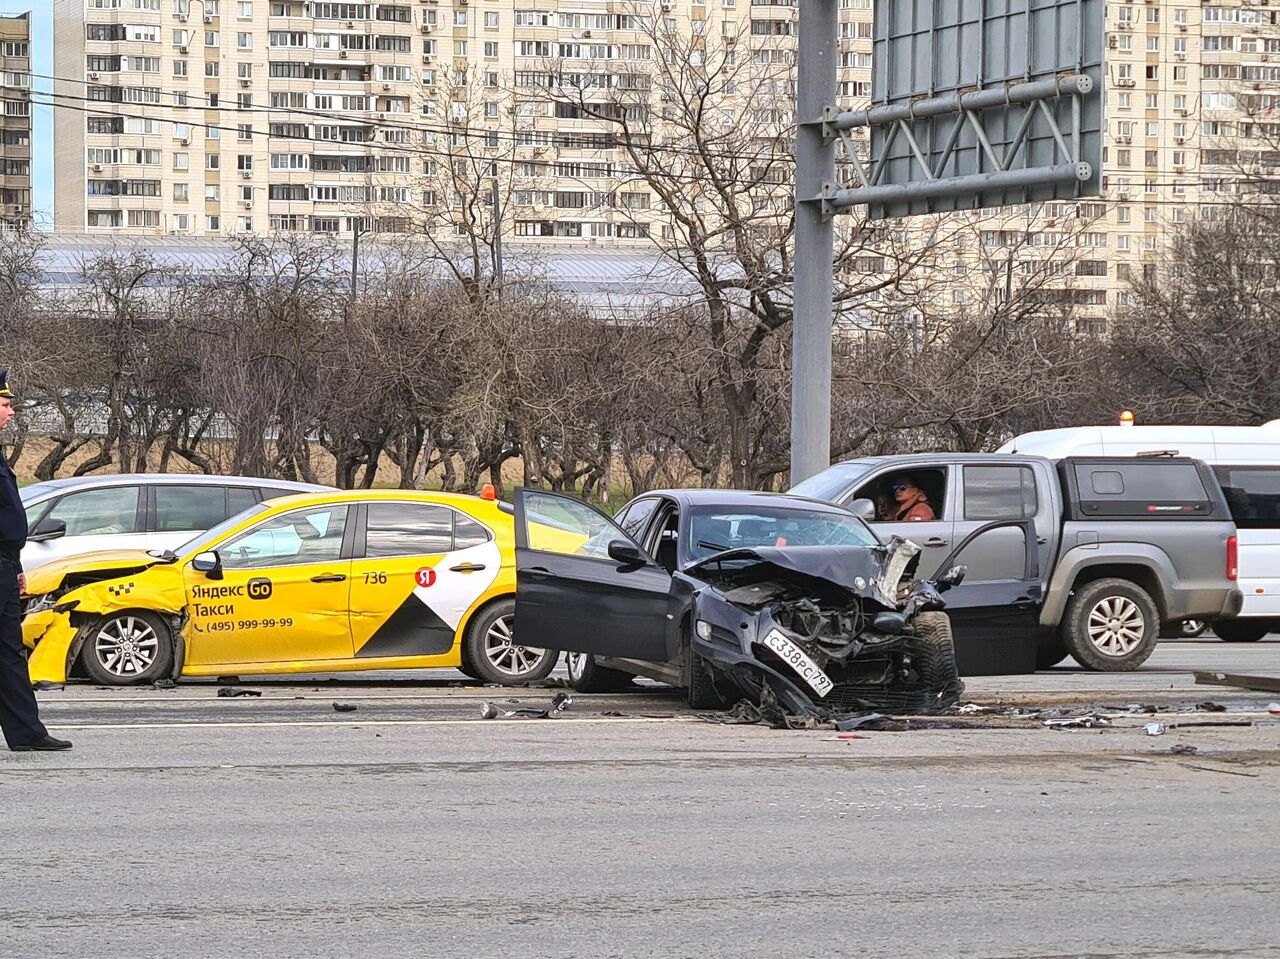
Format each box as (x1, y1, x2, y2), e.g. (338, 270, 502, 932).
(1, 1, 52, 228)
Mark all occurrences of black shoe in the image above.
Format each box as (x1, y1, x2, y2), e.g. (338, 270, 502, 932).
(10, 735, 73, 752)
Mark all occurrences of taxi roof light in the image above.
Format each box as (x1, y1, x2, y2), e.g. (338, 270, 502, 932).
(480, 483, 497, 501)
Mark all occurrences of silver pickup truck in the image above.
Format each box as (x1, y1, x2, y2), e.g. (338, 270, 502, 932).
(790, 453, 1243, 672)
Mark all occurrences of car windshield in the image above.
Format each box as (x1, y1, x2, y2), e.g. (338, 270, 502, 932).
(172, 503, 270, 557)
(787, 464, 872, 503)
(686, 505, 877, 562)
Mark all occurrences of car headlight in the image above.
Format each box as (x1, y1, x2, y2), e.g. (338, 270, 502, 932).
(23, 594, 56, 615)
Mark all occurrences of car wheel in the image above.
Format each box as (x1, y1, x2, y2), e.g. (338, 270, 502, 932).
(1062, 578, 1160, 671)
(684, 643, 730, 710)
(1213, 619, 1270, 643)
(565, 652, 636, 693)
(1180, 619, 1208, 638)
(81, 611, 174, 686)
(464, 599, 557, 685)
(907, 611, 965, 708)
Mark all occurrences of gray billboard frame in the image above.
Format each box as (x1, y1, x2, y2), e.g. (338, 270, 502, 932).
(830, 0, 1105, 219)
(790, 0, 1106, 483)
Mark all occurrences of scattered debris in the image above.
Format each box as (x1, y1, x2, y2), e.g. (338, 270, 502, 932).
(1194, 701, 1227, 713)
(332, 702, 358, 713)
(1170, 744, 1198, 756)
(700, 701, 764, 725)
(1045, 714, 1111, 730)
(1145, 722, 1166, 736)
(1193, 670, 1280, 694)
(31, 680, 64, 691)
(1178, 762, 1260, 779)
(835, 712, 892, 732)
(216, 687, 261, 698)
(479, 693, 574, 720)
(1167, 720, 1253, 729)
(956, 703, 999, 715)
(1269, 703, 1280, 716)
(600, 710, 626, 717)
(1114, 755, 1155, 764)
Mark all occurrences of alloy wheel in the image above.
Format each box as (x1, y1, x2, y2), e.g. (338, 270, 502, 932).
(94, 616, 160, 677)
(1086, 596, 1146, 657)
(565, 652, 588, 682)
(483, 613, 552, 679)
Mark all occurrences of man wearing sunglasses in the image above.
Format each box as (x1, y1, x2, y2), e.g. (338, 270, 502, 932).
(889, 476, 936, 523)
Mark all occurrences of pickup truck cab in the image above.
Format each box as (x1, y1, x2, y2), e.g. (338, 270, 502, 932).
(790, 454, 1243, 671)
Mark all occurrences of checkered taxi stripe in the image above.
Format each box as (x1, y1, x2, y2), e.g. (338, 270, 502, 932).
(106, 582, 137, 597)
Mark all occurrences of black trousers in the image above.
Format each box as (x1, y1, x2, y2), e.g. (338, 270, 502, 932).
(0, 559, 47, 748)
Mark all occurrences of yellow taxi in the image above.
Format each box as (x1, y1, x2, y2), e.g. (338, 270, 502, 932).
(20, 489, 557, 687)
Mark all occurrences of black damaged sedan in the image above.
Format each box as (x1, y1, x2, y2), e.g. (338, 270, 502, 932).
(512, 489, 1038, 716)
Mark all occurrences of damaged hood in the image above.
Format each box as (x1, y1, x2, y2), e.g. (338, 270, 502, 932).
(686, 538, 921, 608)
(23, 549, 171, 596)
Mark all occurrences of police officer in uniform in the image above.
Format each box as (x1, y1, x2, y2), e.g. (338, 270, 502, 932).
(0, 370, 72, 751)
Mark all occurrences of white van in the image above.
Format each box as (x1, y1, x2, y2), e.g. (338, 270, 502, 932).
(999, 421, 1280, 641)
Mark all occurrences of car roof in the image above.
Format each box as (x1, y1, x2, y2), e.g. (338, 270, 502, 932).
(21, 474, 329, 499)
(255, 488, 504, 511)
(635, 488, 853, 514)
(830, 452, 1048, 468)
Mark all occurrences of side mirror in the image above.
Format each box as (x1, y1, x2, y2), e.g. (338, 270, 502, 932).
(607, 539, 648, 567)
(28, 518, 67, 543)
(192, 550, 224, 580)
(935, 564, 967, 592)
(847, 498, 877, 523)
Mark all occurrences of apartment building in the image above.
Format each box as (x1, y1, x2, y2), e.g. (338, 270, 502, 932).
(0, 11, 32, 224)
(49, 0, 1269, 329)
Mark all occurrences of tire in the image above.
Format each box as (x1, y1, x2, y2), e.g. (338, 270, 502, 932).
(684, 641, 730, 710)
(1036, 637, 1071, 670)
(463, 598, 558, 685)
(81, 611, 174, 686)
(1061, 578, 1160, 671)
(565, 652, 636, 693)
(456, 662, 483, 682)
(1213, 619, 1270, 643)
(1180, 619, 1208, 638)
(908, 611, 964, 708)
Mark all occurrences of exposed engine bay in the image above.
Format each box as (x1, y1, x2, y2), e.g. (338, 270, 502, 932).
(685, 537, 965, 718)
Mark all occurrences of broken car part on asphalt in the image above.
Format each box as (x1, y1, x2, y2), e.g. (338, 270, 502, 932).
(1193, 671, 1280, 694)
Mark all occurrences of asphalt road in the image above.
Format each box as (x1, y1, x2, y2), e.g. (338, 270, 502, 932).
(4, 639, 1280, 959)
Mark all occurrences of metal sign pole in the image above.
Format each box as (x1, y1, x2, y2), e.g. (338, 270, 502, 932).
(791, 0, 838, 485)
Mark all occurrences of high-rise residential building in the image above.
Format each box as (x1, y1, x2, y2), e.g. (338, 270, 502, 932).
(48, 1, 1271, 330)
(0, 10, 32, 225)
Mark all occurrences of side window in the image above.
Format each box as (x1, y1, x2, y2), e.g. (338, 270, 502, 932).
(257, 486, 303, 501)
(1072, 461, 1210, 516)
(1213, 467, 1280, 529)
(24, 499, 51, 529)
(521, 491, 627, 561)
(962, 466, 1038, 520)
(853, 468, 947, 522)
(615, 497, 660, 541)
(154, 485, 232, 532)
(453, 514, 492, 549)
(220, 505, 348, 570)
(45, 486, 142, 536)
(364, 502, 453, 557)
(227, 486, 258, 516)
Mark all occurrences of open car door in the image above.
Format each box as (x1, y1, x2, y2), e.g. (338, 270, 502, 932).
(513, 489, 675, 663)
(934, 519, 1048, 676)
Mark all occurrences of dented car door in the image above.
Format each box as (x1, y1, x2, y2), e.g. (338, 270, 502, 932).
(513, 489, 675, 662)
(932, 519, 1046, 675)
